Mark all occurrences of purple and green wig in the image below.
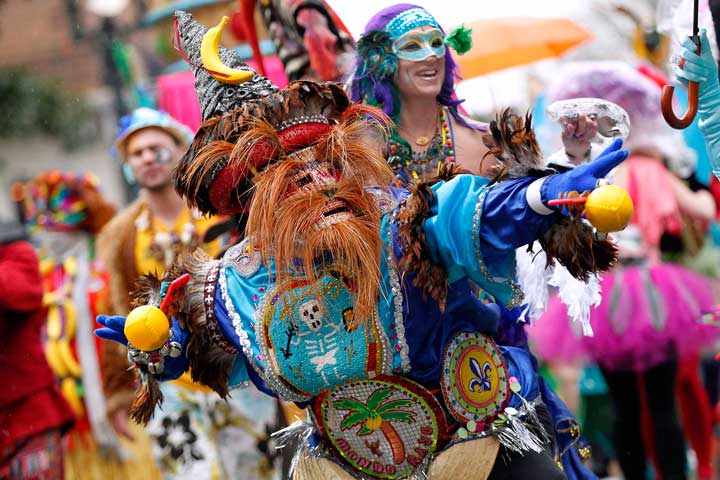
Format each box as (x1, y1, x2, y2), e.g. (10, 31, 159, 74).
(347, 3, 474, 127)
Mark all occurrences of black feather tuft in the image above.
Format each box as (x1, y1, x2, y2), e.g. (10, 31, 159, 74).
(482, 108, 550, 181)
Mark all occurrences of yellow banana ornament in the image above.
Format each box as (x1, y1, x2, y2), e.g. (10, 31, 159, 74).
(45, 298, 62, 339)
(61, 377, 84, 416)
(200, 16, 254, 85)
(57, 334, 82, 379)
(62, 299, 77, 337)
(44, 340, 69, 378)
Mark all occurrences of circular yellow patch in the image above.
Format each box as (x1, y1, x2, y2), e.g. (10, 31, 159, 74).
(458, 347, 499, 406)
(441, 332, 509, 423)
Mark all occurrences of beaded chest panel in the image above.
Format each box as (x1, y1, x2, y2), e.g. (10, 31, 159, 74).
(257, 273, 386, 398)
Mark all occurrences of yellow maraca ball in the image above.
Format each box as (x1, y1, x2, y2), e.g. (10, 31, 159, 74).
(584, 185, 634, 233)
(124, 305, 170, 351)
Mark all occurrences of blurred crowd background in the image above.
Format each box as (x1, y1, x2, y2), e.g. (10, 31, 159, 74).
(2, 1, 720, 479)
(0, 0, 712, 217)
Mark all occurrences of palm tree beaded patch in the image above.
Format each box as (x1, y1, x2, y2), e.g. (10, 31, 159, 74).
(315, 376, 445, 479)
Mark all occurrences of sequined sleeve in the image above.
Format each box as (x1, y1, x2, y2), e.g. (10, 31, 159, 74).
(422, 175, 555, 307)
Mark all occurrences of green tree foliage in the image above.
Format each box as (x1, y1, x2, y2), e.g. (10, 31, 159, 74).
(0, 70, 95, 150)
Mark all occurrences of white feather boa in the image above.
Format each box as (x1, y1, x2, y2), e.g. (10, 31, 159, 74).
(515, 246, 601, 336)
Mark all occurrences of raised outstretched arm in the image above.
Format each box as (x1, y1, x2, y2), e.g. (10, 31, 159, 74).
(422, 140, 628, 304)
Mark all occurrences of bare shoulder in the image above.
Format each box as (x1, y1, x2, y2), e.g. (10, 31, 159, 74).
(451, 114, 491, 174)
(457, 113, 489, 132)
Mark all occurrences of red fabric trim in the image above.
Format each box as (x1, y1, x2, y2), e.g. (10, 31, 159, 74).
(637, 64, 669, 90)
(709, 176, 720, 220)
(208, 163, 250, 214)
(208, 122, 332, 214)
(278, 122, 332, 151)
(0, 428, 64, 480)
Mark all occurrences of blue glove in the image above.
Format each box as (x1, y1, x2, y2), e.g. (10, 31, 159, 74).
(96, 314, 190, 381)
(675, 29, 720, 178)
(96, 315, 129, 345)
(674, 30, 719, 96)
(540, 138, 629, 210)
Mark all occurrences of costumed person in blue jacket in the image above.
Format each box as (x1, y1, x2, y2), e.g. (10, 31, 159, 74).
(675, 29, 720, 178)
(95, 10, 630, 480)
(347, 5, 599, 478)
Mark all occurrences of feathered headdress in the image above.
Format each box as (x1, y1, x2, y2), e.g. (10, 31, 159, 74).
(171, 11, 394, 326)
(173, 11, 382, 216)
(21, 171, 115, 234)
(174, 10, 276, 123)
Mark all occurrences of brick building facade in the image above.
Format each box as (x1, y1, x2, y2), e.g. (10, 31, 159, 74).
(0, 0, 235, 220)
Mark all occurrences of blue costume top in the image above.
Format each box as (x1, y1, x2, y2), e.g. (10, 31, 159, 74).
(211, 175, 552, 403)
(99, 147, 628, 477)
(200, 176, 555, 479)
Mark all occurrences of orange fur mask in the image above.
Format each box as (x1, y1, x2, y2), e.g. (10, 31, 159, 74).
(246, 106, 394, 327)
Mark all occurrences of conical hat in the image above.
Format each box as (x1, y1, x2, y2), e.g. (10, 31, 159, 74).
(174, 10, 277, 122)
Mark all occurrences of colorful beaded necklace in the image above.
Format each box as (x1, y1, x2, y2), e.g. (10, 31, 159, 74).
(387, 106, 455, 183)
(135, 205, 202, 269)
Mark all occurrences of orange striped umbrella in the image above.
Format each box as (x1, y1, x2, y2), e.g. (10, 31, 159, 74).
(454, 17, 592, 78)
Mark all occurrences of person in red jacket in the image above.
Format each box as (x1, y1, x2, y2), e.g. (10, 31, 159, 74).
(0, 222, 75, 480)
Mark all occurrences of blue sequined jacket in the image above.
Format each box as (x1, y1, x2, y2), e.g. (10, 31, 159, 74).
(202, 175, 553, 400)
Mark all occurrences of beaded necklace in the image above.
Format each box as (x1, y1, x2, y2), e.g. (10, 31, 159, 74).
(387, 106, 455, 183)
(135, 205, 201, 270)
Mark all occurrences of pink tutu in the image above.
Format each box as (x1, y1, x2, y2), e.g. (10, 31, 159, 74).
(528, 263, 718, 371)
(527, 300, 590, 365)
